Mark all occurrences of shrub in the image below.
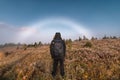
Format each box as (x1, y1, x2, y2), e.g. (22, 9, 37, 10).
(84, 41, 92, 48)
(66, 39, 72, 50)
(79, 37, 82, 41)
(4, 51, 12, 57)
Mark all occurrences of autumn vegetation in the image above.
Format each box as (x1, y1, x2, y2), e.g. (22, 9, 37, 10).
(0, 36, 120, 80)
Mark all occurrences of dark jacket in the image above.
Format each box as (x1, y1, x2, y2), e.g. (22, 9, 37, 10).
(50, 39, 66, 59)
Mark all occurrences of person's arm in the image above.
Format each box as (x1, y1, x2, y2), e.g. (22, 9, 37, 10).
(63, 40, 66, 57)
(50, 40, 54, 58)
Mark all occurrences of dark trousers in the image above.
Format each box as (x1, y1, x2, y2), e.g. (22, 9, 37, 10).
(52, 58, 65, 77)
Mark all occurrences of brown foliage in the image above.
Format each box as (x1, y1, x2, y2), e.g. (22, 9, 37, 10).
(0, 39, 120, 80)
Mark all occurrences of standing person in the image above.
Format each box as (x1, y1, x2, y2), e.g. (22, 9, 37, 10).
(50, 32, 66, 78)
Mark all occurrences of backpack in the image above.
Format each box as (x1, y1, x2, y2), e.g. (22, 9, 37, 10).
(53, 39, 64, 58)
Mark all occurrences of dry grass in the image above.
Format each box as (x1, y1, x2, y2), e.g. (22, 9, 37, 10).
(0, 39, 120, 80)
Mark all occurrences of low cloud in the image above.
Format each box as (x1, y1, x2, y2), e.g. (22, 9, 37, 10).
(0, 23, 37, 44)
(0, 17, 93, 44)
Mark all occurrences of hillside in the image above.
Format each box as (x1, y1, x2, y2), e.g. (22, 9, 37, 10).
(0, 39, 120, 80)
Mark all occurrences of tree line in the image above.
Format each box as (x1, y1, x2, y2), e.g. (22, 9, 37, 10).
(0, 35, 119, 48)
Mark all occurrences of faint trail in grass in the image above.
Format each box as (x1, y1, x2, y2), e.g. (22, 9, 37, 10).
(0, 52, 31, 77)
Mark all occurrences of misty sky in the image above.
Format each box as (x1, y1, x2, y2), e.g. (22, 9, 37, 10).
(0, 0, 120, 44)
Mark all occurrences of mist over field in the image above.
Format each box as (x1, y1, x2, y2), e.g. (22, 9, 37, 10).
(0, 0, 120, 80)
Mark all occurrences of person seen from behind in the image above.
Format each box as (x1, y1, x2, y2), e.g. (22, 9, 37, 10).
(50, 32, 66, 78)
